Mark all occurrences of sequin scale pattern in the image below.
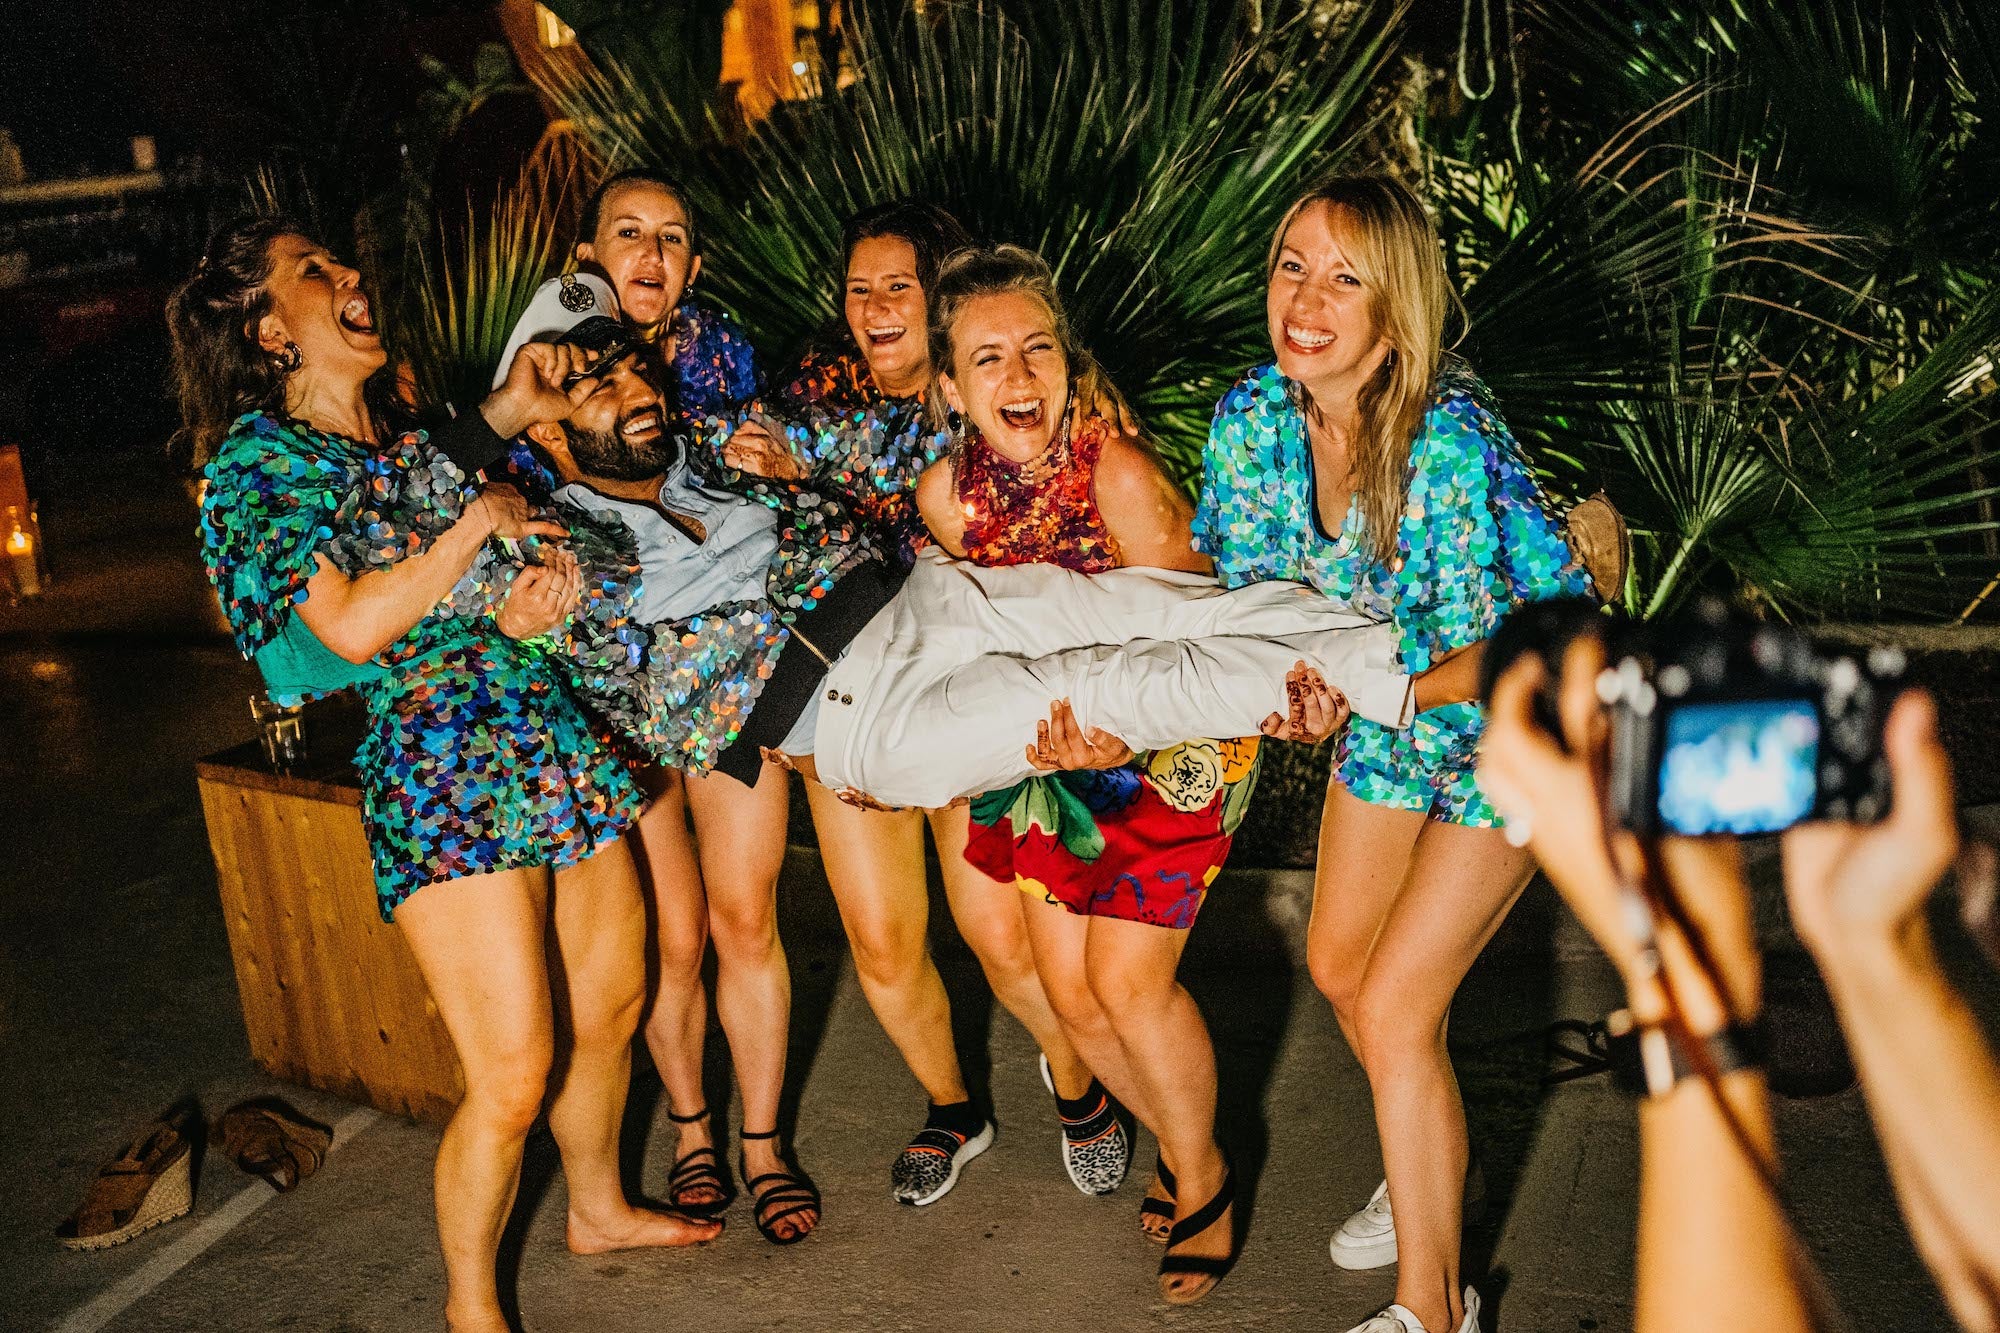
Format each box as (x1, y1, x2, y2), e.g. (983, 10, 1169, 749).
(472, 438, 875, 773)
(689, 336, 951, 569)
(1192, 358, 1591, 826)
(200, 412, 641, 918)
(955, 413, 1121, 573)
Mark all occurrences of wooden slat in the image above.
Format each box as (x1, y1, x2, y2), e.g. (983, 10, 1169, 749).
(198, 774, 463, 1124)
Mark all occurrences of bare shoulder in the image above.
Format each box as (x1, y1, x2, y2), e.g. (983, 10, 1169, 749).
(915, 457, 967, 556)
(1094, 434, 1192, 522)
(1092, 434, 1205, 572)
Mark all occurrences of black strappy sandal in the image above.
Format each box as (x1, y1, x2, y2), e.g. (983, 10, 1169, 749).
(1140, 1155, 1177, 1244)
(740, 1128, 821, 1245)
(1158, 1153, 1239, 1306)
(664, 1106, 733, 1220)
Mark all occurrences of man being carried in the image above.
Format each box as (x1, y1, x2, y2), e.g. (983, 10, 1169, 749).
(503, 325, 1416, 809)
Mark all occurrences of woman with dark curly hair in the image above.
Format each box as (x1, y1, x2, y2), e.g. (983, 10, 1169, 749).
(174, 216, 720, 1332)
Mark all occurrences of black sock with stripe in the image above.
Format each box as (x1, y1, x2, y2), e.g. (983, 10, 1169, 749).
(1054, 1079, 1116, 1145)
(925, 1098, 985, 1140)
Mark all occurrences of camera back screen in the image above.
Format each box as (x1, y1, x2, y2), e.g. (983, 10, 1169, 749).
(1656, 699, 1819, 836)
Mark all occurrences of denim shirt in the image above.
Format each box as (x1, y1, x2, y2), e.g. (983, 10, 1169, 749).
(556, 457, 779, 626)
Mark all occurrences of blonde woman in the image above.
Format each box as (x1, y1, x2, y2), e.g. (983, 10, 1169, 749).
(1193, 176, 1592, 1333)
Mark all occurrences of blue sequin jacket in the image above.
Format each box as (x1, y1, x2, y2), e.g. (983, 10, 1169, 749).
(1192, 358, 1590, 675)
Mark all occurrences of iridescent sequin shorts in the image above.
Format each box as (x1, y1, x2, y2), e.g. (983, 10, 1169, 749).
(360, 639, 642, 921)
(1335, 702, 1498, 827)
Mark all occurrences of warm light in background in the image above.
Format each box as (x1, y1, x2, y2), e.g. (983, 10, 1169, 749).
(534, 2, 576, 49)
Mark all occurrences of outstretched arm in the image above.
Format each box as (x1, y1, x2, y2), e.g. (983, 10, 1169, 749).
(1479, 638, 1814, 1333)
(1783, 693, 2000, 1332)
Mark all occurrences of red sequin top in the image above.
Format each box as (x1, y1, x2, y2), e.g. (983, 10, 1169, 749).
(954, 413, 1122, 573)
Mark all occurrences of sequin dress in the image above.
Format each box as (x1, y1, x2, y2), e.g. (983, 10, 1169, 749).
(200, 412, 642, 919)
(667, 293, 761, 418)
(691, 335, 951, 568)
(957, 414, 1262, 930)
(1193, 359, 1590, 825)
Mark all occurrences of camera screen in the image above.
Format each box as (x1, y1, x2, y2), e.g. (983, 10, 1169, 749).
(1656, 699, 1819, 836)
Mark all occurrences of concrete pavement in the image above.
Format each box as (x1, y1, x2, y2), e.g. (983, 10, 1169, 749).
(0, 446, 1981, 1332)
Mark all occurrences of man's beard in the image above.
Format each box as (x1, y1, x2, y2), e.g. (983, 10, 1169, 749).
(563, 413, 680, 482)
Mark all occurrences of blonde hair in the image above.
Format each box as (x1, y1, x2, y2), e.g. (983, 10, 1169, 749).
(1267, 175, 1459, 563)
(925, 243, 1106, 431)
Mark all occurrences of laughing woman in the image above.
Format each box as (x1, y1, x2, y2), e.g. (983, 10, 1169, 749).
(174, 217, 720, 1332)
(1194, 176, 1592, 1333)
(913, 245, 1256, 1306)
(713, 203, 1108, 1206)
(487, 169, 823, 1243)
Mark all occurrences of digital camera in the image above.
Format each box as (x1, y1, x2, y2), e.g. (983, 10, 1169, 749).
(1482, 597, 1906, 837)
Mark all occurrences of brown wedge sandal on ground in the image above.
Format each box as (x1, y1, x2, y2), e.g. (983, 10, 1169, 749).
(56, 1119, 194, 1250)
(216, 1099, 332, 1193)
(1565, 492, 1630, 604)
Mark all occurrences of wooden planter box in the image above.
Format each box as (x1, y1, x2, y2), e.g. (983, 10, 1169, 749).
(196, 706, 463, 1124)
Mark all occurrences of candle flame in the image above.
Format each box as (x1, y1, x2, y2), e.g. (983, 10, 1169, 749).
(5, 530, 30, 555)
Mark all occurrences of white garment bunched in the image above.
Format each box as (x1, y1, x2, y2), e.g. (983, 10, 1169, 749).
(811, 549, 1411, 807)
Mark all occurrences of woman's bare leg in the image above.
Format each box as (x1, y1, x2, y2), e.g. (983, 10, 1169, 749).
(1309, 784, 1532, 1333)
(630, 770, 721, 1204)
(684, 760, 817, 1238)
(396, 869, 552, 1332)
(1019, 893, 1157, 1130)
(1082, 915, 1228, 1298)
(929, 803, 1095, 1099)
(807, 787, 968, 1103)
(548, 837, 723, 1252)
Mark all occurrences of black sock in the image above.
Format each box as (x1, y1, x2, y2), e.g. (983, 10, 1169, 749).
(925, 1098, 985, 1139)
(1054, 1080, 1115, 1143)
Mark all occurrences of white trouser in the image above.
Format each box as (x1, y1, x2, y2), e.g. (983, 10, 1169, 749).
(810, 549, 1410, 807)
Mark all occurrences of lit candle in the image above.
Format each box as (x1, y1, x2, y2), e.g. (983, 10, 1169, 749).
(5, 520, 40, 592)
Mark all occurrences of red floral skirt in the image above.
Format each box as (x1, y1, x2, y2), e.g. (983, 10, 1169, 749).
(965, 737, 1262, 930)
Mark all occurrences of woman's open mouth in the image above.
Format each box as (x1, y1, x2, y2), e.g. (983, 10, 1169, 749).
(997, 398, 1044, 431)
(337, 294, 376, 336)
(865, 325, 905, 347)
(1283, 322, 1333, 356)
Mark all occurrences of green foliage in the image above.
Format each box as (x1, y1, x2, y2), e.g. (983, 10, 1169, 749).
(539, 0, 1408, 477)
(371, 0, 1999, 621)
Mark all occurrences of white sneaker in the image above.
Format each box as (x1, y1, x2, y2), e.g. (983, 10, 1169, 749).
(1329, 1166, 1486, 1270)
(1330, 1179, 1397, 1269)
(1343, 1286, 1482, 1333)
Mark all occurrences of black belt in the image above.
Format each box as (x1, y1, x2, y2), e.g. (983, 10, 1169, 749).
(716, 556, 906, 786)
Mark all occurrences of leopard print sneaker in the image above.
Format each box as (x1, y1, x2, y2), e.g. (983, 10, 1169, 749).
(889, 1117, 995, 1206)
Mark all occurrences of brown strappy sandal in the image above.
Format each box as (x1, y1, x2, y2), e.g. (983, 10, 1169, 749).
(216, 1099, 332, 1193)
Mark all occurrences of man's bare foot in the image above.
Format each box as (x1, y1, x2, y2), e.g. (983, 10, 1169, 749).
(444, 1306, 512, 1333)
(566, 1204, 722, 1255)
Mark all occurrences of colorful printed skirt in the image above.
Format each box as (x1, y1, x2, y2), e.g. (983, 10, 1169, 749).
(967, 737, 1261, 930)
(358, 633, 642, 921)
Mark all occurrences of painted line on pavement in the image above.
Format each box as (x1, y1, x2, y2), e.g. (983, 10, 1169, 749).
(53, 1106, 381, 1333)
